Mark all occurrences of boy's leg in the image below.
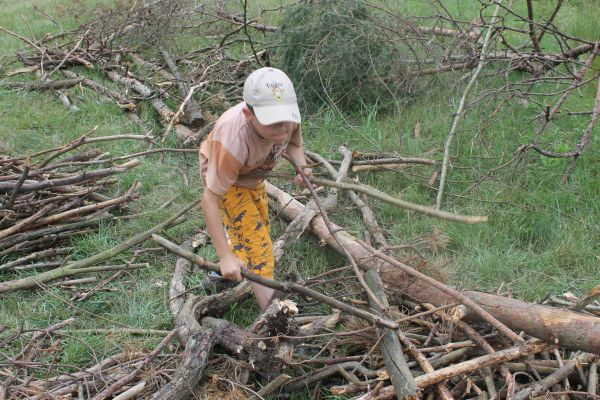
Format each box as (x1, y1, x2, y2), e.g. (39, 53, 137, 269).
(220, 184, 275, 310)
(219, 187, 249, 267)
(246, 183, 276, 309)
(199, 187, 249, 293)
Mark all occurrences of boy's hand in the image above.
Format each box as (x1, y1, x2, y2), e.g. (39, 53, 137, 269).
(219, 252, 244, 282)
(294, 167, 313, 186)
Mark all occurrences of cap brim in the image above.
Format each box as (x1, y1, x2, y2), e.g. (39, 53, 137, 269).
(253, 103, 301, 125)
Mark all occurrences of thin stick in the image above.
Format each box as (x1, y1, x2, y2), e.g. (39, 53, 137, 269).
(68, 328, 171, 336)
(50, 277, 97, 286)
(45, 29, 90, 77)
(270, 172, 488, 224)
(352, 157, 434, 166)
(562, 74, 600, 181)
(0, 26, 43, 52)
(0, 247, 72, 271)
(339, 146, 388, 248)
(2, 163, 29, 210)
(537, 0, 563, 43)
(435, 0, 503, 209)
(242, 0, 263, 66)
(14, 318, 75, 360)
(525, 0, 542, 53)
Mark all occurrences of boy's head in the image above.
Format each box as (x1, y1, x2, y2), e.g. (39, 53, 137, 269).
(243, 67, 301, 126)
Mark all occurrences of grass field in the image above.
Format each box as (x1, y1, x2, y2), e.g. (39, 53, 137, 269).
(1, 0, 599, 397)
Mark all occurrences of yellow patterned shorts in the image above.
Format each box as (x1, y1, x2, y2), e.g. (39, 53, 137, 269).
(218, 182, 274, 279)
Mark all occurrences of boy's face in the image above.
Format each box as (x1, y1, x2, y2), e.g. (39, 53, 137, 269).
(243, 106, 295, 145)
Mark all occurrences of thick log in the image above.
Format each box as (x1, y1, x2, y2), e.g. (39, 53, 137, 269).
(201, 316, 293, 378)
(266, 182, 600, 355)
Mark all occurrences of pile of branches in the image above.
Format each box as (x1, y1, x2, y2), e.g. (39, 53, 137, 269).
(0, 319, 180, 399)
(1, 1, 273, 148)
(1, 272, 598, 399)
(0, 144, 598, 399)
(0, 133, 146, 272)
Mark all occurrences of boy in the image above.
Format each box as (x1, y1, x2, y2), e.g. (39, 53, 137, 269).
(199, 67, 311, 310)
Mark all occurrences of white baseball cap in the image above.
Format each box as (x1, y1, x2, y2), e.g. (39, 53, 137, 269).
(243, 67, 301, 125)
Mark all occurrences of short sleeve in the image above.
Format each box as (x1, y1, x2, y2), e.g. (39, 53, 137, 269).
(204, 140, 243, 196)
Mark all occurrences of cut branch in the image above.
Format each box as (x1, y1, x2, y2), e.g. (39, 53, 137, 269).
(270, 173, 487, 224)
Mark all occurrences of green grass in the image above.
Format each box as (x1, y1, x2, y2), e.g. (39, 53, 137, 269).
(1, 0, 599, 397)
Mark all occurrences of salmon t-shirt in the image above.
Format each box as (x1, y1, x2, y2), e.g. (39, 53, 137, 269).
(199, 102, 302, 196)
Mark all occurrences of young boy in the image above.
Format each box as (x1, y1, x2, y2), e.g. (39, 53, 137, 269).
(199, 67, 311, 310)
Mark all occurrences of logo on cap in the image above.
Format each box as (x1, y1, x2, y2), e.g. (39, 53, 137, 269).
(267, 82, 285, 102)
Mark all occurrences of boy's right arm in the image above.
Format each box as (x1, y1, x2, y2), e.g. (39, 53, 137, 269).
(200, 189, 244, 282)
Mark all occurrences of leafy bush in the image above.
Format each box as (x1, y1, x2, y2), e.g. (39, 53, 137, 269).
(272, 0, 412, 112)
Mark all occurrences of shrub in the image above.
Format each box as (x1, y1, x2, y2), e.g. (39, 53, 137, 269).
(272, 0, 412, 113)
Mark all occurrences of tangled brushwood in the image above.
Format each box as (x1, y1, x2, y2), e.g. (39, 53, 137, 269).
(0, 136, 145, 270)
(1, 0, 599, 399)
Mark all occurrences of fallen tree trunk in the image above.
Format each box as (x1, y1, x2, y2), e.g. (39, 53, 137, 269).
(266, 182, 600, 355)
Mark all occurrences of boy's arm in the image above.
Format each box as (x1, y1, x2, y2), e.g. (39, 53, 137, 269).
(286, 142, 312, 185)
(201, 189, 244, 281)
